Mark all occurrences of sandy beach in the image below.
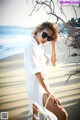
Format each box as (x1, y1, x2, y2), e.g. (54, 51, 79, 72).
(0, 42, 80, 120)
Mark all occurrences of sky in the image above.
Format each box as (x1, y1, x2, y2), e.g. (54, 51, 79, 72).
(0, 0, 80, 27)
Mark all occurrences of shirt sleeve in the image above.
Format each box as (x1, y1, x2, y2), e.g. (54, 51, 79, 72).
(24, 42, 41, 75)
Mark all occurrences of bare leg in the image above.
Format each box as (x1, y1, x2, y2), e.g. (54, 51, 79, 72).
(43, 93, 68, 120)
(32, 104, 39, 120)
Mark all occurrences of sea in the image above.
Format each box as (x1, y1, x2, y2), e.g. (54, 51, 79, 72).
(0, 26, 34, 60)
(0, 25, 80, 63)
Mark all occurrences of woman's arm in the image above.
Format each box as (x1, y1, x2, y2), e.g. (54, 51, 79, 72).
(51, 41, 56, 66)
(35, 72, 61, 106)
(35, 72, 52, 95)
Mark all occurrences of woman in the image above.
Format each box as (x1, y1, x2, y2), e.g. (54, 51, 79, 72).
(24, 22, 68, 120)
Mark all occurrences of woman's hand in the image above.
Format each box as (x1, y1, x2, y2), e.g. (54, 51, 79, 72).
(50, 94, 61, 106)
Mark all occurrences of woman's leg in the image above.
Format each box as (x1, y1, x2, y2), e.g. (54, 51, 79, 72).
(32, 104, 39, 120)
(43, 93, 68, 120)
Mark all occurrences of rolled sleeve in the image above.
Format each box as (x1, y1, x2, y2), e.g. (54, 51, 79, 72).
(32, 67, 41, 75)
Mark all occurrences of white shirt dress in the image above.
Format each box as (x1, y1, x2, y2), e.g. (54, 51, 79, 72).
(24, 38, 50, 120)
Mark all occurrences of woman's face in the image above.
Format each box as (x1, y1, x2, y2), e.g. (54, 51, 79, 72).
(36, 28, 53, 44)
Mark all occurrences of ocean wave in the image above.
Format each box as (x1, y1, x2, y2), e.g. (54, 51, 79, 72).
(0, 26, 34, 38)
(0, 35, 31, 60)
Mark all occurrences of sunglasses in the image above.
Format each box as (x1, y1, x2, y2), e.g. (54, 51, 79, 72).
(42, 32, 53, 41)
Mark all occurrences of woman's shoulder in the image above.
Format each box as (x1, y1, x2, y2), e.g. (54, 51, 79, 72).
(26, 38, 33, 46)
(25, 38, 38, 49)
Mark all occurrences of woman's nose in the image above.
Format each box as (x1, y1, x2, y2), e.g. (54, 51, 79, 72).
(44, 38, 47, 42)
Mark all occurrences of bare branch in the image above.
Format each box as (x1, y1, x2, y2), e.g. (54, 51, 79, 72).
(57, 0, 67, 18)
(26, 0, 28, 4)
(36, 1, 53, 12)
(29, 3, 38, 16)
(72, 5, 78, 19)
(48, 12, 65, 23)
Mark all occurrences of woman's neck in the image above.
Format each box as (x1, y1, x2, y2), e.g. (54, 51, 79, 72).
(34, 35, 40, 44)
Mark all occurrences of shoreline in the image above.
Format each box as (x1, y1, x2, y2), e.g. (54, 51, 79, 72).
(0, 53, 23, 62)
(0, 51, 80, 65)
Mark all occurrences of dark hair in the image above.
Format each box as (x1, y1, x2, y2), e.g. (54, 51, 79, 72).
(32, 21, 58, 41)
